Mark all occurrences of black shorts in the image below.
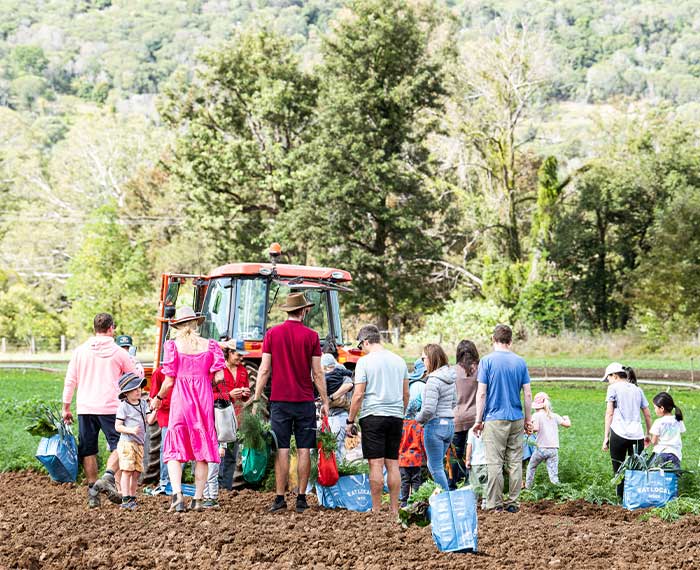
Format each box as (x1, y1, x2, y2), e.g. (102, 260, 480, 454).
(78, 414, 120, 458)
(359, 415, 403, 460)
(270, 401, 317, 449)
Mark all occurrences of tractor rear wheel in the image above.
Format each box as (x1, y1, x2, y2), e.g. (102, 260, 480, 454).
(141, 421, 162, 484)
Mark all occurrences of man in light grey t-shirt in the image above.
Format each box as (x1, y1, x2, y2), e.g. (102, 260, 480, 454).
(347, 325, 408, 513)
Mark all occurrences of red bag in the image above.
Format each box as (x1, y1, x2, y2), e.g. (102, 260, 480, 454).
(317, 416, 340, 487)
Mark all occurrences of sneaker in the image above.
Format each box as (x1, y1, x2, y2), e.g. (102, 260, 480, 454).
(202, 499, 220, 510)
(94, 473, 122, 504)
(504, 504, 519, 513)
(152, 485, 168, 496)
(190, 499, 204, 512)
(87, 486, 101, 509)
(120, 498, 138, 510)
(295, 496, 309, 513)
(268, 498, 287, 513)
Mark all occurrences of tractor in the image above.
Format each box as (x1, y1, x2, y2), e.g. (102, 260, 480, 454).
(142, 244, 362, 482)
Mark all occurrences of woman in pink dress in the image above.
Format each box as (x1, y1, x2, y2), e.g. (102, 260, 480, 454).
(151, 307, 225, 512)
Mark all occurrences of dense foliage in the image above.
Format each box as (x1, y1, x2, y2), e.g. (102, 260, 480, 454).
(1, 0, 700, 347)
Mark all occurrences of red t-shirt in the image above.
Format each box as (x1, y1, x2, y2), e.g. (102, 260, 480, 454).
(220, 365, 250, 419)
(262, 319, 321, 402)
(148, 366, 172, 428)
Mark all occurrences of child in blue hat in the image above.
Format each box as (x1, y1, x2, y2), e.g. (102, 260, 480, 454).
(115, 372, 156, 509)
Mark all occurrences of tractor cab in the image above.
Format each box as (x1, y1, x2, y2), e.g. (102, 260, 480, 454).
(152, 245, 362, 377)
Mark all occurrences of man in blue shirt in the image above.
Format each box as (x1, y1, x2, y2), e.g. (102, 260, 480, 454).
(473, 324, 532, 512)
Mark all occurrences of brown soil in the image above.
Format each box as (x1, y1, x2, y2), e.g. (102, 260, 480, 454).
(1, 471, 698, 570)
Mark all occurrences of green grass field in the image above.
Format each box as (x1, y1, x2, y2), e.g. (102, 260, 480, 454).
(2, 370, 699, 508)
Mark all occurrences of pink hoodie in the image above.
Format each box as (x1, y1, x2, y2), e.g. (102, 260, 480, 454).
(63, 336, 138, 415)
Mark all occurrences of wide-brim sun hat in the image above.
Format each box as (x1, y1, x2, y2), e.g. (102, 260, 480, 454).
(279, 292, 315, 312)
(533, 391, 549, 409)
(408, 358, 426, 381)
(169, 306, 206, 327)
(222, 339, 249, 356)
(118, 372, 146, 399)
(602, 362, 625, 382)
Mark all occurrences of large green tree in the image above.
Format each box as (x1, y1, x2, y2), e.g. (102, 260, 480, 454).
(301, 0, 446, 330)
(161, 28, 318, 264)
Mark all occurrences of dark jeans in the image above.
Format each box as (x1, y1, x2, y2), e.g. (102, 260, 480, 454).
(610, 429, 644, 498)
(449, 429, 469, 490)
(400, 466, 422, 506)
(218, 443, 239, 491)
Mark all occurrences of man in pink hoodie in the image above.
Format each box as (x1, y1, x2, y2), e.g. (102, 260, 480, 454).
(62, 313, 138, 508)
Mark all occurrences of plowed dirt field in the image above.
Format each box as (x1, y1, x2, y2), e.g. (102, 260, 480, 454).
(1, 471, 697, 570)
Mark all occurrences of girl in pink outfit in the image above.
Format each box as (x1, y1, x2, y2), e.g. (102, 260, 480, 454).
(525, 392, 571, 488)
(151, 308, 226, 513)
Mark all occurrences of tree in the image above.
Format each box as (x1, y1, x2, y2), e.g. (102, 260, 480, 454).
(65, 203, 155, 343)
(301, 0, 445, 329)
(0, 282, 65, 350)
(160, 28, 318, 264)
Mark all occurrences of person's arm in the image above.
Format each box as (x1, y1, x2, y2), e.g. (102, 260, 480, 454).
(642, 407, 652, 439)
(602, 401, 614, 451)
(650, 434, 660, 445)
(254, 353, 272, 402)
(147, 410, 158, 425)
(311, 355, 330, 417)
(465, 441, 473, 468)
(62, 355, 78, 424)
(331, 381, 353, 399)
(523, 383, 533, 433)
(472, 382, 487, 436)
(151, 376, 175, 411)
(403, 377, 409, 411)
(560, 415, 572, 428)
(115, 418, 137, 435)
(415, 378, 438, 424)
(348, 382, 366, 425)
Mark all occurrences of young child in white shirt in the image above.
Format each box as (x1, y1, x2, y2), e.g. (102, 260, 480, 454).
(650, 391, 685, 469)
(525, 392, 571, 488)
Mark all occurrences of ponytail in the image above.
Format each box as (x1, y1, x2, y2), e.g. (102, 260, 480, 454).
(653, 392, 683, 421)
(674, 405, 684, 422)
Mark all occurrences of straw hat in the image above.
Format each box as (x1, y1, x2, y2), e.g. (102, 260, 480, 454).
(279, 292, 314, 312)
(169, 306, 205, 327)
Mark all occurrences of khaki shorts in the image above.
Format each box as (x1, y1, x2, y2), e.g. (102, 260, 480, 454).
(117, 440, 144, 472)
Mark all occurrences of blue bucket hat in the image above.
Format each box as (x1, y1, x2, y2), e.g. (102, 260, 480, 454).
(118, 372, 146, 399)
(408, 358, 426, 381)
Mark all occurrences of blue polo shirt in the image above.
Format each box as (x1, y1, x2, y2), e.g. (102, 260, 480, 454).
(477, 350, 530, 421)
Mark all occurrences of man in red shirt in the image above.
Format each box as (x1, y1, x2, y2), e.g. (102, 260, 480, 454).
(254, 292, 330, 513)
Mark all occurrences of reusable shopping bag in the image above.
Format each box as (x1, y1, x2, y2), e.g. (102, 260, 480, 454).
(214, 398, 237, 443)
(429, 488, 478, 553)
(622, 469, 678, 510)
(315, 474, 373, 512)
(36, 431, 78, 483)
(241, 445, 268, 483)
(317, 416, 339, 487)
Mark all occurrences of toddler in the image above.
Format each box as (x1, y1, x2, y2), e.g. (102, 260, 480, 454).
(399, 358, 427, 507)
(649, 391, 685, 469)
(115, 372, 156, 510)
(525, 392, 571, 488)
(466, 425, 487, 507)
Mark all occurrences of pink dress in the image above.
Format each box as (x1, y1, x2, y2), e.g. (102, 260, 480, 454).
(161, 338, 225, 464)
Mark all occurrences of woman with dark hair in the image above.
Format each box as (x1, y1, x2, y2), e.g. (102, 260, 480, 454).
(416, 344, 456, 491)
(602, 362, 652, 498)
(449, 340, 480, 489)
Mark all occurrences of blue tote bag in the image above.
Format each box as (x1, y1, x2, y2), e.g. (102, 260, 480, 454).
(316, 474, 373, 512)
(36, 432, 78, 483)
(429, 487, 478, 553)
(622, 469, 678, 511)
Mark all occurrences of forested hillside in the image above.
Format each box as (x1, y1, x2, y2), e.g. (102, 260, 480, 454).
(1, 0, 699, 349)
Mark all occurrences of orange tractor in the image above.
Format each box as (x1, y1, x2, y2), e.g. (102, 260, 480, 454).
(143, 244, 361, 481)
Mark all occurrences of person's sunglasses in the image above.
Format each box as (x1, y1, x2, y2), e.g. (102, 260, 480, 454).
(357, 339, 365, 350)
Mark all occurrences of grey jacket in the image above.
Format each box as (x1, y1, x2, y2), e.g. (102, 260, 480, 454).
(416, 365, 457, 424)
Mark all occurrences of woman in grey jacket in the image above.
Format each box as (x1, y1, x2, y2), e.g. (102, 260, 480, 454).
(416, 344, 457, 491)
